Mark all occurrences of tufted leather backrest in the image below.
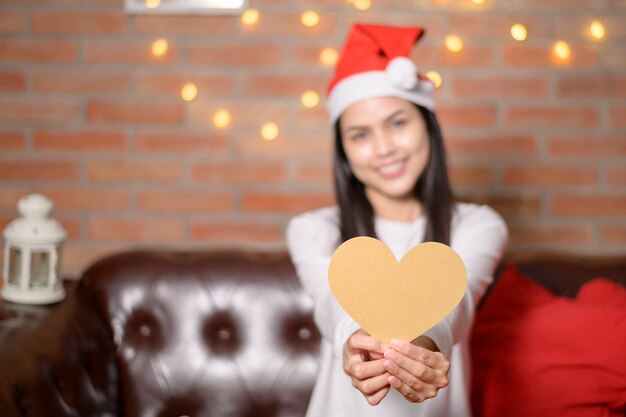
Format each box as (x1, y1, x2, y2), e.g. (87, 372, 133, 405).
(79, 250, 321, 417)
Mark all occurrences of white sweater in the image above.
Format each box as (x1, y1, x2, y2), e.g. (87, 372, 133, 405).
(286, 203, 508, 417)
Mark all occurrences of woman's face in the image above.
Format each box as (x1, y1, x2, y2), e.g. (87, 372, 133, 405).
(339, 96, 430, 203)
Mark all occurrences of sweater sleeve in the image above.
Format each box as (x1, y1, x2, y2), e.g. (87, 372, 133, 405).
(286, 209, 361, 358)
(422, 205, 508, 359)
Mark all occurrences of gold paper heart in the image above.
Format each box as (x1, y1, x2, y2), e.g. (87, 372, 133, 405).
(328, 236, 467, 343)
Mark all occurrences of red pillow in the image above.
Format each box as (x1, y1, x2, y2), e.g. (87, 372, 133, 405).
(471, 266, 626, 417)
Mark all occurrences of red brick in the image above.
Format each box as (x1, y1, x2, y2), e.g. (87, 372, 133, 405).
(503, 165, 598, 186)
(137, 191, 234, 213)
(445, 135, 538, 156)
(601, 224, 626, 243)
(507, 0, 601, 9)
(243, 73, 326, 97)
(62, 243, 127, 280)
(0, 131, 26, 151)
(135, 15, 233, 35)
(413, 45, 494, 69)
(294, 162, 332, 183)
(87, 100, 183, 124)
(558, 75, 626, 98)
(437, 104, 497, 127)
(555, 15, 626, 42)
(462, 194, 542, 216)
(509, 223, 593, 245)
(610, 106, 626, 127)
(603, 47, 626, 70)
(84, 40, 180, 64)
(0, 0, 79, 4)
(293, 44, 343, 68)
(0, 98, 80, 124)
(242, 192, 334, 214)
(452, 75, 548, 98)
(236, 131, 332, 159)
(239, 13, 335, 38)
(0, 161, 78, 181)
(87, 161, 181, 182)
(551, 195, 626, 216)
(136, 72, 235, 97)
(548, 136, 626, 157)
(449, 165, 493, 186)
(34, 70, 130, 93)
(56, 217, 82, 239)
(32, 10, 126, 34)
(0, 186, 30, 209)
(187, 42, 283, 66)
(296, 106, 328, 125)
(0, 70, 26, 92)
(89, 217, 183, 241)
(192, 161, 285, 184)
(450, 13, 550, 39)
(506, 106, 598, 128)
(188, 100, 291, 128)
(135, 131, 229, 154)
(0, 39, 76, 63)
(33, 130, 127, 152)
(607, 166, 626, 186)
(503, 44, 598, 68)
(39, 188, 129, 210)
(0, 10, 25, 34)
(191, 221, 283, 243)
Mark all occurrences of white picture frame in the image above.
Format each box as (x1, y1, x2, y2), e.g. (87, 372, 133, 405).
(125, 0, 248, 15)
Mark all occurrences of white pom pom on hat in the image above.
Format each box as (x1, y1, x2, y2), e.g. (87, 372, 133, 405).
(326, 23, 435, 125)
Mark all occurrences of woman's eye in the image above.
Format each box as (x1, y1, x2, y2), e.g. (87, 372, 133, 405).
(351, 131, 367, 141)
(391, 119, 406, 128)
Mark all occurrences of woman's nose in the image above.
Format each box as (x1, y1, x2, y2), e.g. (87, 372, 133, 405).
(373, 132, 396, 156)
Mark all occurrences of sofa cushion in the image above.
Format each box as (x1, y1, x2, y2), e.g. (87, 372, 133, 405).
(471, 266, 626, 417)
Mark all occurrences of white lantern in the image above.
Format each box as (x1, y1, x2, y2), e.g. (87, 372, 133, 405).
(2, 193, 67, 304)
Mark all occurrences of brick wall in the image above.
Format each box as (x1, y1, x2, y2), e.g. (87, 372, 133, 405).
(0, 0, 625, 277)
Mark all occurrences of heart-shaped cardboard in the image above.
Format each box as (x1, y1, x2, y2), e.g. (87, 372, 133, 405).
(328, 236, 467, 343)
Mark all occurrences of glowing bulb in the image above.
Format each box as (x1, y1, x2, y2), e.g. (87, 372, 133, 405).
(301, 90, 320, 109)
(510, 23, 527, 41)
(151, 39, 168, 57)
(180, 83, 198, 102)
(445, 35, 463, 52)
(553, 40, 570, 60)
(472, 0, 485, 3)
(425, 71, 443, 89)
(320, 47, 339, 66)
(145, 0, 160, 8)
(590, 20, 605, 40)
(301, 11, 320, 28)
(213, 109, 231, 129)
(241, 8, 260, 26)
(261, 122, 279, 141)
(353, 0, 372, 10)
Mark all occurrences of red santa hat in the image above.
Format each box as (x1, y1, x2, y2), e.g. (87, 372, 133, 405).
(326, 23, 435, 124)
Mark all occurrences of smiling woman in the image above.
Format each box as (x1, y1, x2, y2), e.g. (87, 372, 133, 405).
(124, 0, 248, 14)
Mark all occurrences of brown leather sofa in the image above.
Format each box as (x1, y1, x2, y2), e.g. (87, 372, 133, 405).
(0, 250, 624, 417)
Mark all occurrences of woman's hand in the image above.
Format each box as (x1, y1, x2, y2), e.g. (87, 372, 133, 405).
(343, 329, 390, 405)
(382, 336, 450, 403)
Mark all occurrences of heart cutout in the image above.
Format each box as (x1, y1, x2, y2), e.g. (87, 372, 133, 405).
(328, 236, 467, 343)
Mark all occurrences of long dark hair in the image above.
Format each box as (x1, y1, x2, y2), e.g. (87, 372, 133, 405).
(333, 104, 455, 245)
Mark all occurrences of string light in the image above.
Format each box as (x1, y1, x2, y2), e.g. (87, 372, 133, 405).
(590, 20, 605, 40)
(353, 0, 372, 10)
(320, 47, 339, 66)
(553, 40, 571, 60)
(151, 39, 168, 57)
(181, 83, 198, 101)
(213, 109, 231, 129)
(301, 90, 320, 108)
(510, 23, 527, 41)
(145, 0, 160, 8)
(261, 122, 279, 141)
(301, 11, 320, 27)
(445, 35, 463, 52)
(472, 0, 486, 4)
(241, 8, 260, 26)
(425, 71, 443, 89)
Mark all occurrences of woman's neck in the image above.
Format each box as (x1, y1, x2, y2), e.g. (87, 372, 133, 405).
(366, 190, 423, 223)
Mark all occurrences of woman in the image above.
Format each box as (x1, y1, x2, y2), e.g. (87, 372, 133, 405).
(286, 24, 507, 417)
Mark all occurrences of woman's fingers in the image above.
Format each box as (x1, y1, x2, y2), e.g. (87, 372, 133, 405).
(348, 331, 388, 355)
(344, 357, 387, 380)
